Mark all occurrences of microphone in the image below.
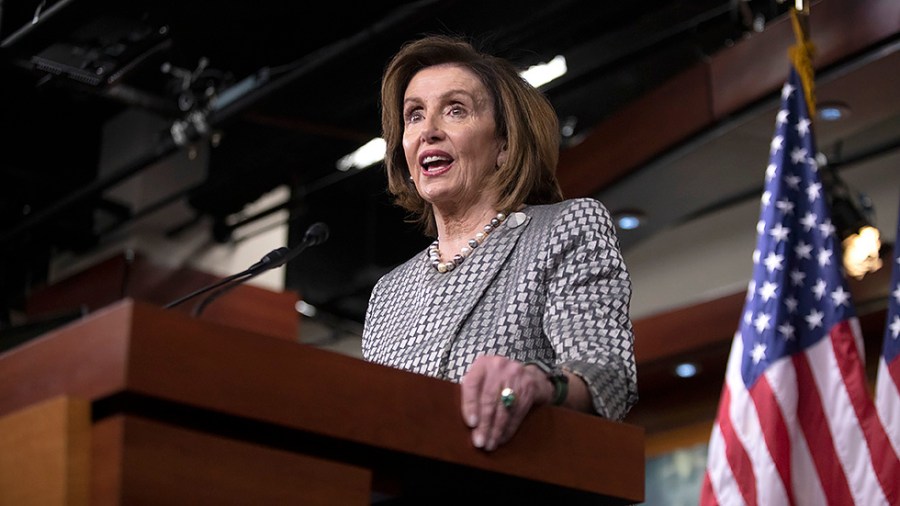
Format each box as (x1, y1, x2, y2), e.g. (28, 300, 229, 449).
(246, 221, 328, 273)
(163, 222, 330, 315)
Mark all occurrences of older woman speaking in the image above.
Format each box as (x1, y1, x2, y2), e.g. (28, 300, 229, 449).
(362, 35, 637, 452)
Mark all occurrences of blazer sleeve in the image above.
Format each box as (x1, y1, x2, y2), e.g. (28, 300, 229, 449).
(361, 274, 386, 361)
(541, 198, 638, 420)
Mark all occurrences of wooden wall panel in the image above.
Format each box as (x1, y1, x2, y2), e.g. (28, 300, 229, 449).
(91, 416, 371, 505)
(0, 397, 91, 506)
(25, 250, 300, 341)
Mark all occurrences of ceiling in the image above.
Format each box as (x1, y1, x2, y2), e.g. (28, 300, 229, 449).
(1, 0, 898, 330)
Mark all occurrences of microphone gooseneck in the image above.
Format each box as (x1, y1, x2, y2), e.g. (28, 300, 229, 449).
(163, 222, 330, 315)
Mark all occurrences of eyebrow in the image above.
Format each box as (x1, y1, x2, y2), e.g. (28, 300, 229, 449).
(403, 89, 477, 106)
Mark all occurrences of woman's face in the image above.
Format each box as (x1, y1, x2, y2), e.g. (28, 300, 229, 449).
(402, 63, 507, 213)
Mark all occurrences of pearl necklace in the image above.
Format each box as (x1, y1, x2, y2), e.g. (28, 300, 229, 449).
(428, 212, 507, 273)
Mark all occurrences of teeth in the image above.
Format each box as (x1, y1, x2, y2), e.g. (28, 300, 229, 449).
(422, 155, 451, 166)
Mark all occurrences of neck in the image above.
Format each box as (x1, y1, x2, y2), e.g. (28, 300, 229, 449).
(439, 207, 494, 238)
(427, 206, 508, 272)
(432, 204, 497, 261)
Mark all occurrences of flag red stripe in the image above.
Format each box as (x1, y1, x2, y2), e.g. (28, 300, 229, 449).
(700, 472, 720, 506)
(749, 375, 795, 505)
(717, 386, 758, 506)
(830, 322, 900, 503)
(792, 351, 855, 504)
(889, 354, 900, 390)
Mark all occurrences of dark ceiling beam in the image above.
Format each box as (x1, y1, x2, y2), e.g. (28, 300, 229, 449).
(202, 0, 446, 128)
(557, 63, 715, 197)
(0, 0, 78, 50)
(550, 0, 737, 94)
(242, 112, 373, 143)
(708, 0, 900, 116)
(0, 129, 178, 248)
(556, 0, 900, 199)
(0, 0, 448, 249)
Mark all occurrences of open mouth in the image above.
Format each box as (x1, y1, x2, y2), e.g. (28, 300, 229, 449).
(420, 154, 454, 173)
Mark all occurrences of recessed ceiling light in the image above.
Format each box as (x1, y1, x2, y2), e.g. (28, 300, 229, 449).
(520, 55, 567, 88)
(336, 137, 386, 171)
(613, 210, 645, 230)
(674, 362, 700, 378)
(560, 116, 578, 138)
(817, 101, 851, 122)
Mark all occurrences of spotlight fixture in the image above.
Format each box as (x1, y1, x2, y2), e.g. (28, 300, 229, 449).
(842, 225, 883, 279)
(821, 161, 882, 279)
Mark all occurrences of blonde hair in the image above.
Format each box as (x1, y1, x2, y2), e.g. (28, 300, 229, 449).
(381, 34, 563, 236)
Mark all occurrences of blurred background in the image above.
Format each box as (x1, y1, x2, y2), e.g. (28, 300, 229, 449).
(1, 0, 898, 501)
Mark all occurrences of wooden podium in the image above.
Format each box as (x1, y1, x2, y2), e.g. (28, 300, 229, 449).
(0, 299, 644, 505)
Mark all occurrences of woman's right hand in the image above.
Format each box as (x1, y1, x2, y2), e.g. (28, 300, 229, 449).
(459, 355, 554, 452)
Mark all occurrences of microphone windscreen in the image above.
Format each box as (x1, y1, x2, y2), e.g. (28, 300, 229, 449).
(260, 247, 291, 266)
(304, 222, 329, 246)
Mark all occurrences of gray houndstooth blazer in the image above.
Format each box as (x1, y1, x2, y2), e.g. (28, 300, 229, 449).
(362, 198, 637, 420)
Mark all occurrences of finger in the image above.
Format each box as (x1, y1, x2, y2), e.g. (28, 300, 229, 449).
(493, 363, 549, 448)
(475, 375, 506, 450)
(472, 359, 508, 450)
(486, 386, 514, 451)
(460, 364, 486, 429)
(498, 381, 535, 446)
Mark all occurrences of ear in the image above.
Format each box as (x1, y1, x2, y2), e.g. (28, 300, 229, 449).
(496, 143, 509, 168)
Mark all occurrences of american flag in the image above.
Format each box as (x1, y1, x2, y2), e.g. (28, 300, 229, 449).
(700, 67, 900, 505)
(875, 200, 900, 462)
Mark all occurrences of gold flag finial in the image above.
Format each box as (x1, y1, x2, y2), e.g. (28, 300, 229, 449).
(788, 6, 816, 118)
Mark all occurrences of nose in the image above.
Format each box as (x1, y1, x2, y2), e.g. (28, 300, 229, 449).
(419, 117, 444, 143)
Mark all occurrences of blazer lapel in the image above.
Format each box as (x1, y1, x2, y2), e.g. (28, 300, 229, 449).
(429, 211, 533, 360)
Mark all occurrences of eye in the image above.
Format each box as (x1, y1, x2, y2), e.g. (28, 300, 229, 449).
(404, 107, 424, 124)
(447, 104, 466, 118)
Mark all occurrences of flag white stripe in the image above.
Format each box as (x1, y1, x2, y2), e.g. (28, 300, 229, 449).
(762, 358, 800, 503)
(875, 359, 900, 459)
(707, 423, 745, 506)
(788, 421, 828, 504)
(849, 318, 866, 360)
(722, 334, 791, 505)
(767, 357, 831, 505)
(805, 331, 889, 505)
(707, 335, 750, 505)
(739, 372, 790, 505)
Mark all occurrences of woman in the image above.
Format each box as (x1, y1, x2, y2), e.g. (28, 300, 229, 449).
(362, 35, 637, 452)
